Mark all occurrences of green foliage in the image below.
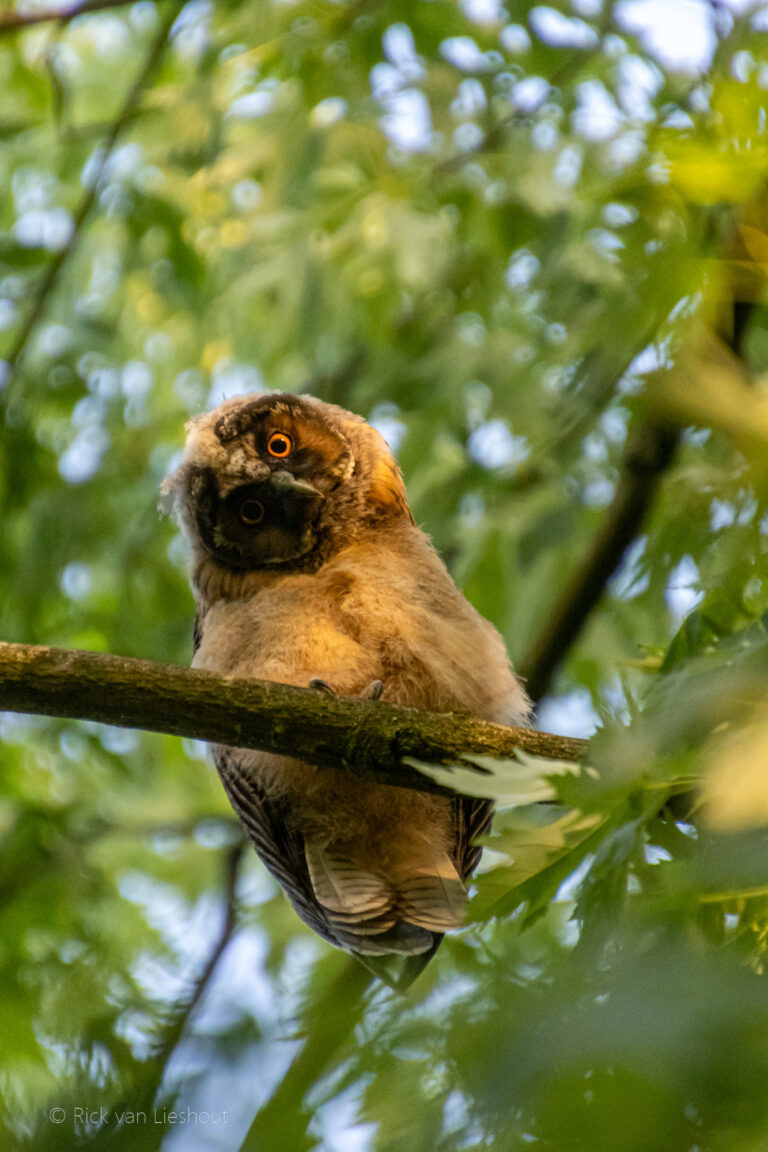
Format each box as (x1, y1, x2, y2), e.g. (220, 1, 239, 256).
(2, 0, 768, 1148)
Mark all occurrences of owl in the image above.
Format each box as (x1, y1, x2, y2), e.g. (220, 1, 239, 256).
(165, 392, 531, 983)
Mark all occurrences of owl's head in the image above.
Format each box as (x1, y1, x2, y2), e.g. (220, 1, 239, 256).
(164, 392, 412, 575)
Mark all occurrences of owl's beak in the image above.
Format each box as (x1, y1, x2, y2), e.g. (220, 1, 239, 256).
(269, 471, 324, 501)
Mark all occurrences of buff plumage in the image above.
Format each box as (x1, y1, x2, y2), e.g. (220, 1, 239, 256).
(165, 392, 530, 974)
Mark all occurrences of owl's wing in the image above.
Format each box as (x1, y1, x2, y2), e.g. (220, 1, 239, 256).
(455, 796, 494, 880)
(214, 747, 340, 948)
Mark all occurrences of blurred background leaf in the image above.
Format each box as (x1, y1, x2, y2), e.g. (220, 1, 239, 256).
(2, 0, 768, 1148)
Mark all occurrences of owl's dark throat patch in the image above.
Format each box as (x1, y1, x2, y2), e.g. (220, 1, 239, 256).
(191, 467, 325, 572)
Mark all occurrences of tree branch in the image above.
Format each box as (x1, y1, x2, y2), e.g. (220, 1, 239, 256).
(1, 0, 182, 386)
(520, 420, 679, 702)
(0, 0, 139, 34)
(0, 642, 588, 795)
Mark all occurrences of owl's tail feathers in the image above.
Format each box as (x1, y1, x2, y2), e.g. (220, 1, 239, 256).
(353, 935, 444, 992)
(395, 863, 468, 932)
(305, 844, 393, 920)
(305, 842, 466, 958)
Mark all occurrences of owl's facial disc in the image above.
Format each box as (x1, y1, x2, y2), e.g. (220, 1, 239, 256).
(193, 467, 324, 571)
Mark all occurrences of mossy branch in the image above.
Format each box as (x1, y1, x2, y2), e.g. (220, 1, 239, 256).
(0, 642, 587, 796)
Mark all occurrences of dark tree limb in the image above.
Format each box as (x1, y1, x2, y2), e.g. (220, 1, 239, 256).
(520, 420, 680, 702)
(519, 211, 761, 706)
(1, 0, 183, 387)
(0, 642, 588, 796)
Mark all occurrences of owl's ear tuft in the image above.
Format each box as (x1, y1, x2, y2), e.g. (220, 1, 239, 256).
(159, 414, 230, 522)
(340, 419, 413, 523)
(158, 470, 180, 519)
(367, 451, 414, 522)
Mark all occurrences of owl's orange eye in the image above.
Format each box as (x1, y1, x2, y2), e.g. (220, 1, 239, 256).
(239, 499, 264, 525)
(267, 432, 293, 458)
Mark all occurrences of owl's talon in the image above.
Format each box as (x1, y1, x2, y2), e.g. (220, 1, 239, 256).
(309, 678, 336, 695)
(309, 677, 383, 700)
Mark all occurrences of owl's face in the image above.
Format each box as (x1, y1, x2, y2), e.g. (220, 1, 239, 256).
(166, 392, 411, 573)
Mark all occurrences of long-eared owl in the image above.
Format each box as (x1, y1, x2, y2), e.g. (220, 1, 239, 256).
(165, 392, 531, 979)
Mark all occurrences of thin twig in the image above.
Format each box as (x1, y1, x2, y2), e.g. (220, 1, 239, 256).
(520, 420, 679, 702)
(0, 642, 589, 796)
(1, 0, 183, 388)
(89, 814, 242, 841)
(435, 18, 611, 177)
(155, 839, 246, 1062)
(82, 841, 246, 1151)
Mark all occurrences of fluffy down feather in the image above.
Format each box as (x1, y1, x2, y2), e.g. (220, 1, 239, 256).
(165, 393, 531, 977)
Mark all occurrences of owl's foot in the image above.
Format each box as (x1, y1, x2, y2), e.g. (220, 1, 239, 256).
(309, 678, 335, 695)
(309, 678, 383, 701)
